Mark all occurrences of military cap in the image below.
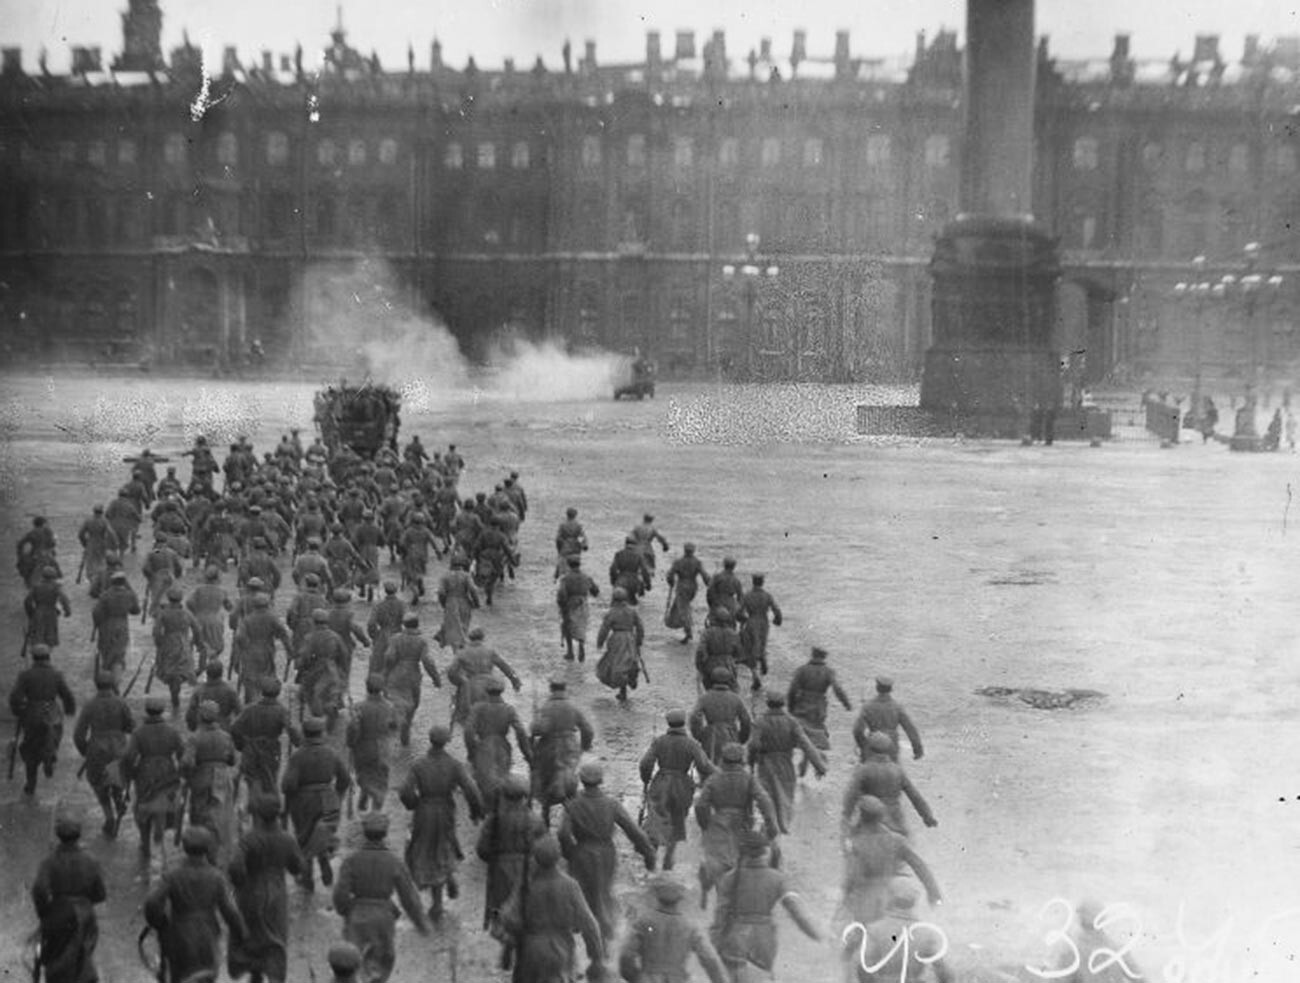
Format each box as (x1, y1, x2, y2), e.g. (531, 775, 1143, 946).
(501, 774, 529, 799)
(428, 724, 452, 745)
(578, 762, 604, 785)
(411, 513, 427, 524)
(42, 566, 58, 579)
(875, 676, 894, 691)
(402, 614, 419, 627)
(304, 574, 321, 587)
(866, 732, 894, 754)
(204, 566, 221, 581)
(181, 826, 213, 853)
(566, 507, 578, 518)
(450, 554, 469, 569)
(566, 555, 581, 567)
(251, 594, 270, 608)
(383, 581, 398, 594)
(198, 700, 220, 723)
(361, 509, 374, 519)
(533, 834, 562, 867)
(737, 829, 770, 856)
(548, 677, 567, 691)
(95, 671, 117, 689)
(649, 874, 687, 904)
(306, 537, 322, 547)
(302, 716, 326, 735)
(625, 535, 638, 546)
(311, 609, 329, 623)
(332, 588, 351, 603)
(723, 556, 737, 568)
(54, 815, 83, 840)
(145, 695, 167, 714)
(665, 709, 687, 727)
(329, 523, 344, 534)
(765, 691, 786, 707)
(166, 586, 183, 602)
(260, 677, 282, 697)
(721, 742, 746, 763)
(484, 676, 505, 694)
(328, 943, 364, 973)
(856, 795, 886, 821)
(154, 530, 167, 541)
(612, 587, 628, 602)
(30, 644, 51, 660)
(249, 794, 283, 820)
(92, 504, 105, 513)
(710, 667, 734, 684)
(249, 505, 262, 514)
(468, 627, 485, 641)
(110, 571, 128, 583)
(247, 577, 265, 590)
(365, 674, 385, 694)
(752, 572, 766, 583)
(683, 542, 695, 553)
(711, 607, 734, 625)
(810, 646, 829, 660)
(361, 812, 390, 836)
(885, 878, 921, 912)
(205, 660, 224, 678)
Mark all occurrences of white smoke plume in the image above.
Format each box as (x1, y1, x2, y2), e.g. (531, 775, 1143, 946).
(289, 258, 630, 404)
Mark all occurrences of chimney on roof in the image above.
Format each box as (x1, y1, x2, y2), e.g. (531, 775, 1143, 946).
(1109, 33, 1134, 85)
(2, 47, 21, 76)
(1193, 34, 1221, 64)
(759, 37, 772, 62)
(915, 30, 926, 61)
(675, 30, 695, 60)
(280, 54, 292, 72)
(261, 49, 272, 73)
(430, 38, 442, 69)
(582, 39, 596, 73)
(704, 30, 726, 79)
(72, 46, 103, 74)
(1243, 34, 1260, 65)
(834, 30, 850, 79)
(222, 46, 239, 76)
(646, 30, 661, 69)
(504, 57, 515, 77)
(790, 29, 806, 74)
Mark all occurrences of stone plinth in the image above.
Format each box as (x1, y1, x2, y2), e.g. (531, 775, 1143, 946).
(920, 215, 1061, 415)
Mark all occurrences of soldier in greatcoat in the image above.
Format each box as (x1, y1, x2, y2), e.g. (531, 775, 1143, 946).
(464, 676, 532, 811)
(694, 610, 743, 692)
(185, 659, 241, 732)
(78, 504, 120, 586)
(595, 587, 646, 702)
(280, 716, 351, 890)
(231, 594, 293, 704)
(694, 744, 778, 909)
(24, 567, 71, 649)
(91, 570, 140, 678)
(736, 574, 782, 692)
(121, 695, 185, 859)
(690, 669, 752, 765)
(73, 672, 135, 836)
(639, 708, 715, 871)
(852, 677, 924, 763)
(366, 580, 406, 676)
(841, 733, 938, 837)
(475, 775, 546, 967)
(747, 692, 826, 835)
(447, 626, 522, 731)
(230, 677, 300, 798)
(619, 874, 727, 983)
(226, 793, 304, 983)
(30, 816, 108, 983)
(8, 645, 76, 796)
(556, 554, 600, 662)
(346, 675, 399, 812)
(529, 678, 595, 826)
(183, 701, 239, 864)
(383, 614, 443, 746)
(187, 566, 234, 661)
(787, 646, 854, 775)
(664, 543, 709, 644)
(152, 587, 201, 714)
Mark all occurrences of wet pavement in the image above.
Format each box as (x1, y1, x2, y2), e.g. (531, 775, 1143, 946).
(1, 370, 1298, 981)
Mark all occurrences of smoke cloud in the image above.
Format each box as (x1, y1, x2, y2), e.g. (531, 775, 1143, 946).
(291, 258, 628, 404)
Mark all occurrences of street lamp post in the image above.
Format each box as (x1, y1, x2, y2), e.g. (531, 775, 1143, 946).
(1172, 254, 1210, 428)
(722, 232, 779, 380)
(1216, 242, 1284, 436)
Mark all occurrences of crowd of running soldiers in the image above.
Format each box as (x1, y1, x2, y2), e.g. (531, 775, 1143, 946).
(13, 427, 963, 983)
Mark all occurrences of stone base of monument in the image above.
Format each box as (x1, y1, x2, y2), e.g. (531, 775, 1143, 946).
(855, 402, 1112, 441)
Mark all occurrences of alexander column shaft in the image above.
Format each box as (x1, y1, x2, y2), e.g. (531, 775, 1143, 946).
(919, 0, 1061, 425)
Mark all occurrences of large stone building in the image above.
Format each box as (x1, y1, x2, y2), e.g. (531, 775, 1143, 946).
(1, 4, 1298, 386)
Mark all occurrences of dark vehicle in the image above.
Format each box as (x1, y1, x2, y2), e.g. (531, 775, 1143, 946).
(313, 382, 402, 458)
(614, 356, 656, 400)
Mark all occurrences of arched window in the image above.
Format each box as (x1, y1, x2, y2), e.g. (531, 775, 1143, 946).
(378, 139, 398, 165)
(348, 140, 366, 166)
(626, 134, 646, 168)
(1072, 136, 1099, 172)
(266, 132, 290, 166)
(511, 142, 530, 169)
(477, 143, 497, 170)
(802, 137, 824, 168)
(760, 138, 781, 167)
(317, 139, 338, 167)
(865, 134, 891, 168)
(924, 134, 950, 168)
(673, 137, 694, 168)
(216, 132, 238, 167)
(444, 142, 464, 169)
(163, 133, 187, 166)
(581, 135, 602, 168)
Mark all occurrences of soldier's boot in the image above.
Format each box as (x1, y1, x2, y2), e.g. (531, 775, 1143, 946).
(169, 682, 182, 717)
(22, 760, 38, 796)
(663, 841, 677, 871)
(577, 642, 586, 663)
(400, 719, 412, 748)
(698, 867, 710, 910)
(485, 586, 493, 607)
(797, 755, 809, 779)
(300, 862, 315, 891)
(446, 874, 459, 899)
(428, 885, 444, 921)
(112, 790, 128, 836)
(564, 639, 575, 662)
(138, 819, 153, 860)
(617, 686, 628, 703)
(96, 791, 116, 837)
(319, 855, 334, 887)
(43, 752, 56, 778)
(750, 669, 763, 692)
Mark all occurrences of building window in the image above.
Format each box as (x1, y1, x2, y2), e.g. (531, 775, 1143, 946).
(718, 138, 739, 168)
(378, 138, 398, 165)
(265, 192, 293, 238)
(87, 141, 107, 168)
(760, 138, 781, 167)
(802, 138, 824, 168)
(627, 134, 646, 168)
(673, 137, 694, 168)
(511, 141, 530, 169)
(669, 292, 692, 341)
(1185, 142, 1206, 174)
(1141, 142, 1163, 170)
(578, 283, 600, 343)
(477, 142, 497, 169)
(163, 133, 187, 166)
(315, 197, 335, 237)
(216, 132, 238, 167)
(444, 142, 464, 169)
(865, 134, 891, 168)
(1228, 143, 1249, 177)
(924, 134, 950, 168)
(317, 139, 338, 166)
(1073, 136, 1099, 172)
(266, 132, 290, 166)
(347, 140, 366, 166)
(581, 135, 602, 168)
(58, 141, 77, 164)
(118, 139, 137, 166)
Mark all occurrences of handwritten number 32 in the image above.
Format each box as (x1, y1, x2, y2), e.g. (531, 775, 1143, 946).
(1025, 898, 1143, 980)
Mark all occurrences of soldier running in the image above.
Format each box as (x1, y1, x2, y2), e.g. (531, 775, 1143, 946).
(557, 554, 600, 662)
(121, 695, 185, 860)
(619, 874, 727, 983)
(747, 691, 826, 835)
(346, 675, 399, 812)
(852, 677, 924, 763)
(30, 815, 108, 983)
(529, 678, 595, 827)
(383, 614, 443, 747)
(694, 743, 778, 910)
(8, 644, 76, 796)
(281, 716, 351, 891)
(639, 708, 715, 871)
(787, 646, 854, 776)
(226, 793, 305, 983)
(73, 672, 135, 836)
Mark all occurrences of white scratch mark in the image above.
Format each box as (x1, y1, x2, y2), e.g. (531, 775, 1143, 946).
(189, 42, 212, 120)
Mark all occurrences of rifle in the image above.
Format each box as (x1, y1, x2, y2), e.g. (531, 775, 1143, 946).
(19, 624, 30, 662)
(144, 659, 157, 695)
(636, 643, 651, 686)
(122, 650, 151, 698)
(7, 720, 21, 780)
(345, 745, 356, 819)
(75, 552, 86, 585)
(174, 784, 189, 846)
